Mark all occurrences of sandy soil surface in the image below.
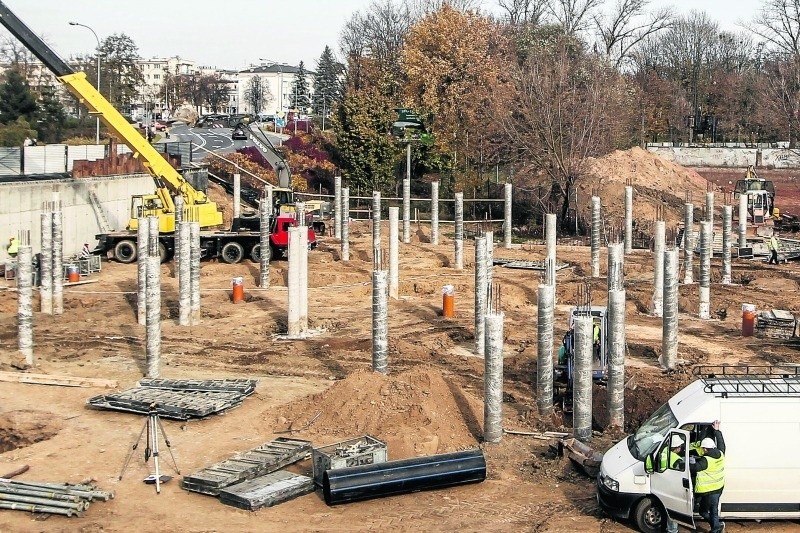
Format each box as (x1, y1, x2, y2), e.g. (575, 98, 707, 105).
(3, 158, 800, 532)
(696, 167, 800, 216)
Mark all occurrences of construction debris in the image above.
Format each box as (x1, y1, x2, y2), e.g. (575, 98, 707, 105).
(493, 258, 570, 271)
(756, 309, 798, 339)
(0, 372, 118, 389)
(0, 479, 113, 517)
(553, 438, 604, 478)
(218, 471, 314, 511)
(312, 435, 387, 486)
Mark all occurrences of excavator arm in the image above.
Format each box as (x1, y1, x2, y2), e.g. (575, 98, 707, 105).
(0, 1, 221, 231)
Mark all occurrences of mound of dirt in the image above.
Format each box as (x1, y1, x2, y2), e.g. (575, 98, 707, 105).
(273, 366, 482, 459)
(0, 409, 63, 453)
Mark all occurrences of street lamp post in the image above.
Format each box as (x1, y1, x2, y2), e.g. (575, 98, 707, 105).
(69, 21, 100, 145)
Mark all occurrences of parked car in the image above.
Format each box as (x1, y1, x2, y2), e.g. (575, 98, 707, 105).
(153, 121, 167, 131)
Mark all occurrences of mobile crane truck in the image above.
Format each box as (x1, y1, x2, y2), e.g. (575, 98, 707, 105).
(0, 1, 315, 263)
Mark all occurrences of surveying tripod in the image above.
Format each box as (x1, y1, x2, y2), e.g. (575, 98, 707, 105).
(118, 403, 180, 494)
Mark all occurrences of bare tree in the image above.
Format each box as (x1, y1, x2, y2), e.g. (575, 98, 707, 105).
(751, 0, 800, 59)
(0, 35, 35, 77)
(548, 0, 604, 36)
(243, 76, 272, 115)
(594, 0, 673, 69)
(407, 0, 483, 17)
(497, 0, 548, 25)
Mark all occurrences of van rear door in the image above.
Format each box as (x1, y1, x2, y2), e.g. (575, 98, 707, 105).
(650, 429, 695, 528)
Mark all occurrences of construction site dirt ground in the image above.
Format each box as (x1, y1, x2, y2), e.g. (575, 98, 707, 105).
(2, 222, 800, 533)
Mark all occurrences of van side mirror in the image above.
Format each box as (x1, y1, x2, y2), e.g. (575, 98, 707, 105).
(645, 454, 654, 474)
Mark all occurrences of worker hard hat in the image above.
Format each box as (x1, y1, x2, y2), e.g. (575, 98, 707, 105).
(670, 435, 683, 448)
(700, 437, 717, 449)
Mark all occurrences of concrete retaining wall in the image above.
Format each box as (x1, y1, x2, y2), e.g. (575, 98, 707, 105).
(647, 146, 800, 168)
(0, 174, 152, 258)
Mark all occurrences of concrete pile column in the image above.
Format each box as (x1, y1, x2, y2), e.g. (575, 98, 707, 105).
(190, 221, 201, 324)
(299, 223, 309, 333)
(40, 211, 52, 314)
(607, 246, 626, 429)
(334, 175, 342, 239)
(573, 315, 593, 442)
(372, 191, 381, 254)
(661, 248, 679, 370)
(17, 235, 33, 365)
(738, 193, 747, 248)
(431, 181, 439, 245)
(259, 196, 271, 288)
(178, 218, 190, 326)
(698, 221, 712, 320)
(372, 268, 389, 374)
(546, 213, 557, 289)
(536, 282, 555, 417)
(503, 183, 512, 248)
(137, 217, 147, 325)
(341, 187, 350, 261)
(389, 207, 399, 299)
(706, 191, 714, 226)
(403, 144, 411, 244)
(591, 196, 601, 278)
(722, 205, 732, 284)
(287, 226, 302, 337)
(52, 206, 63, 315)
(485, 231, 494, 289)
(624, 186, 633, 254)
(174, 195, 184, 280)
(233, 173, 241, 220)
(474, 237, 487, 357)
(483, 311, 504, 443)
(683, 203, 694, 284)
(146, 217, 161, 379)
(454, 192, 464, 270)
(607, 242, 625, 293)
(651, 221, 665, 317)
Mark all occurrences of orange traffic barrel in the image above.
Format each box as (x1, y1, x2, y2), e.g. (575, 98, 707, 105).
(442, 285, 455, 318)
(741, 303, 756, 337)
(232, 276, 245, 303)
(67, 264, 80, 283)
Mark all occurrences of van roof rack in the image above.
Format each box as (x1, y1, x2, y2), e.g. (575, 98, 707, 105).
(693, 365, 800, 397)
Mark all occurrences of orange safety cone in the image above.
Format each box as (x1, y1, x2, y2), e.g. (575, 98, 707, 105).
(231, 276, 245, 303)
(67, 264, 80, 283)
(442, 285, 455, 318)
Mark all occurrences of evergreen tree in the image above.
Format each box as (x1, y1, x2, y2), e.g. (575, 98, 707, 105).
(312, 46, 342, 115)
(290, 61, 311, 111)
(35, 86, 67, 143)
(0, 69, 37, 124)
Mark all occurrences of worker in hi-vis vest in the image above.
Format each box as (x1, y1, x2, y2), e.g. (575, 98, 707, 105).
(768, 235, 780, 265)
(690, 420, 726, 533)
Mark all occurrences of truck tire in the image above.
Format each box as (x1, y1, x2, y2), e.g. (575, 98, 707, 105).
(114, 240, 137, 263)
(250, 244, 271, 262)
(221, 242, 245, 264)
(270, 243, 283, 260)
(633, 497, 666, 533)
(158, 242, 168, 263)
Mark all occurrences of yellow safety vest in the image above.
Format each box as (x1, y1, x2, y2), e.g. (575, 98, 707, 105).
(695, 452, 725, 494)
(7, 239, 19, 255)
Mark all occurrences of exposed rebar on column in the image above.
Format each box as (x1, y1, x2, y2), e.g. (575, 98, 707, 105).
(698, 221, 712, 320)
(403, 143, 411, 244)
(661, 248, 679, 370)
(295, 201, 306, 226)
(146, 216, 161, 379)
(573, 314, 593, 442)
(474, 237, 487, 357)
(137, 217, 147, 325)
(483, 311, 504, 443)
(51, 207, 63, 315)
(706, 191, 714, 225)
(189, 221, 201, 325)
(299, 224, 309, 333)
(591, 196, 601, 278)
(341, 187, 350, 261)
(259, 196, 271, 288)
(173, 195, 184, 280)
(503, 182, 512, 248)
(454, 192, 464, 270)
(233, 173, 241, 220)
(624, 186, 633, 254)
(683, 203, 694, 284)
(287, 227, 302, 337)
(722, 205, 732, 284)
(537, 283, 554, 416)
(17, 237, 33, 365)
(485, 231, 494, 290)
(372, 268, 389, 374)
(334, 175, 342, 239)
(738, 193, 747, 248)
(372, 191, 381, 253)
(178, 219, 190, 326)
(39, 211, 52, 314)
(608, 287, 626, 429)
(652, 220, 665, 317)
(431, 181, 439, 245)
(389, 207, 399, 299)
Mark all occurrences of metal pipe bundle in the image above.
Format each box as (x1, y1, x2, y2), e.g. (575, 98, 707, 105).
(0, 479, 113, 517)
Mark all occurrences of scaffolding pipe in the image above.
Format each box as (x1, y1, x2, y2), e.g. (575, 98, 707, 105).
(722, 205, 732, 284)
(474, 237, 487, 357)
(389, 207, 399, 299)
(573, 315, 593, 442)
(652, 220, 665, 317)
(372, 269, 388, 374)
(334, 175, 342, 239)
(17, 242, 32, 365)
(661, 248, 679, 369)
(454, 193, 464, 270)
(624, 186, 633, 254)
(372, 191, 381, 252)
(608, 288, 626, 428)
(403, 143, 411, 243)
(287, 227, 302, 337)
(190, 221, 201, 325)
(503, 183, 512, 248)
(483, 311, 504, 443)
(51, 208, 63, 315)
(683, 203, 694, 284)
(738, 193, 747, 248)
(137, 217, 147, 326)
(259, 196, 271, 288)
(178, 220, 190, 326)
(537, 283, 554, 416)
(431, 181, 439, 245)
(39, 212, 52, 314)
(706, 191, 714, 225)
(698, 221, 712, 320)
(341, 187, 350, 261)
(146, 216, 161, 379)
(591, 196, 601, 278)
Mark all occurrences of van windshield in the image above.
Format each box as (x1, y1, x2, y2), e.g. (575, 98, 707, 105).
(628, 402, 678, 461)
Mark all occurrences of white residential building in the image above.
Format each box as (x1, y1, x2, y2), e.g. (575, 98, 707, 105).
(237, 63, 315, 115)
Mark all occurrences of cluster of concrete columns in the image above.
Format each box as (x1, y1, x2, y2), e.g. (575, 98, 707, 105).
(171, 203, 200, 327)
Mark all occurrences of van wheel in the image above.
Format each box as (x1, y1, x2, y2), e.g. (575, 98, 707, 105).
(221, 242, 245, 264)
(634, 497, 666, 533)
(114, 240, 137, 263)
(250, 244, 271, 262)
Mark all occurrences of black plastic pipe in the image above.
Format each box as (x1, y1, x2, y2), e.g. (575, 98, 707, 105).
(322, 449, 486, 505)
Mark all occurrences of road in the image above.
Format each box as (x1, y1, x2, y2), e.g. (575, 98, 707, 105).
(166, 122, 288, 158)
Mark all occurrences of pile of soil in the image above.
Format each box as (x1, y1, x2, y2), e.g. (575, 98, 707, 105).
(0, 409, 63, 453)
(273, 366, 482, 459)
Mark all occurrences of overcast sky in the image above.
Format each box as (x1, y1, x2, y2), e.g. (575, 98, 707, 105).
(3, 0, 761, 72)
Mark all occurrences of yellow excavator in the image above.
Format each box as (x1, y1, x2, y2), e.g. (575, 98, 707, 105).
(0, 1, 222, 233)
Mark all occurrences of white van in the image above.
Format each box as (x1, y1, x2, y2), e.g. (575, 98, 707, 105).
(597, 366, 800, 533)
